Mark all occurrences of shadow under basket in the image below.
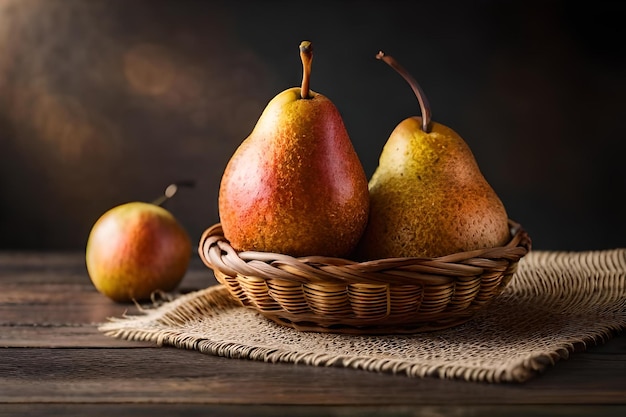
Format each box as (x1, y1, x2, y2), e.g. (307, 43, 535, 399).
(198, 221, 531, 335)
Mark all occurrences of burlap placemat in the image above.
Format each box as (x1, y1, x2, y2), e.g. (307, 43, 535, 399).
(100, 249, 626, 383)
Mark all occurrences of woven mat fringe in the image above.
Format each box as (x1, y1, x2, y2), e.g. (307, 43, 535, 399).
(100, 249, 626, 384)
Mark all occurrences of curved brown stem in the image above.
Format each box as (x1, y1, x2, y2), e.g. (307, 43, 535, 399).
(376, 51, 431, 133)
(299, 41, 313, 99)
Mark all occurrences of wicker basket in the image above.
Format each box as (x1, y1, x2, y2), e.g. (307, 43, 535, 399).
(198, 221, 531, 334)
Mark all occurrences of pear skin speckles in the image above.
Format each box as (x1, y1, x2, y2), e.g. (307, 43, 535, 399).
(357, 117, 510, 260)
(219, 88, 370, 258)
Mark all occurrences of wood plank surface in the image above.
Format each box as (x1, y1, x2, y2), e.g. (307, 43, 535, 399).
(1, 337, 625, 405)
(1, 252, 625, 415)
(1, 405, 624, 417)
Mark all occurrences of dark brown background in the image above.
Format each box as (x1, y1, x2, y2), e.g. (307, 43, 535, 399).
(1, 0, 624, 251)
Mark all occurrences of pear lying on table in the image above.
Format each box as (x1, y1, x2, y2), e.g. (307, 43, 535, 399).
(218, 41, 369, 258)
(357, 51, 510, 260)
(86, 183, 193, 302)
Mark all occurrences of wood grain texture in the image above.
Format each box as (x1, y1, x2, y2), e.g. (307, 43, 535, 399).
(1, 405, 625, 417)
(1, 339, 625, 405)
(1, 252, 625, 415)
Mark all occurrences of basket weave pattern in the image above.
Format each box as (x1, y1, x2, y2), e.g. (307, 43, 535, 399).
(199, 221, 531, 334)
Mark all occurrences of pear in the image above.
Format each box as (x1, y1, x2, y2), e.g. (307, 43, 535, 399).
(218, 41, 369, 258)
(86, 183, 193, 302)
(358, 52, 510, 260)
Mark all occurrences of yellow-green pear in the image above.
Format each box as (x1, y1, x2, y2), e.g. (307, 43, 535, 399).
(218, 41, 369, 258)
(358, 52, 510, 260)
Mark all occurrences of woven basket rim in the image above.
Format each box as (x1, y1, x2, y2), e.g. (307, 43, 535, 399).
(198, 220, 532, 286)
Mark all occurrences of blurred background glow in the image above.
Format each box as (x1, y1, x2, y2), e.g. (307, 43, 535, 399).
(0, 0, 624, 251)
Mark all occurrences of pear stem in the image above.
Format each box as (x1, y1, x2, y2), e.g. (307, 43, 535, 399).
(152, 180, 195, 207)
(299, 41, 313, 99)
(376, 51, 432, 133)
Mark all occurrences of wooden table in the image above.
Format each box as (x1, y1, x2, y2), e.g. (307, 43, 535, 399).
(1, 252, 625, 416)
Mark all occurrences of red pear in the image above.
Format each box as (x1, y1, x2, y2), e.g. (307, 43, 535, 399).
(218, 41, 369, 258)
